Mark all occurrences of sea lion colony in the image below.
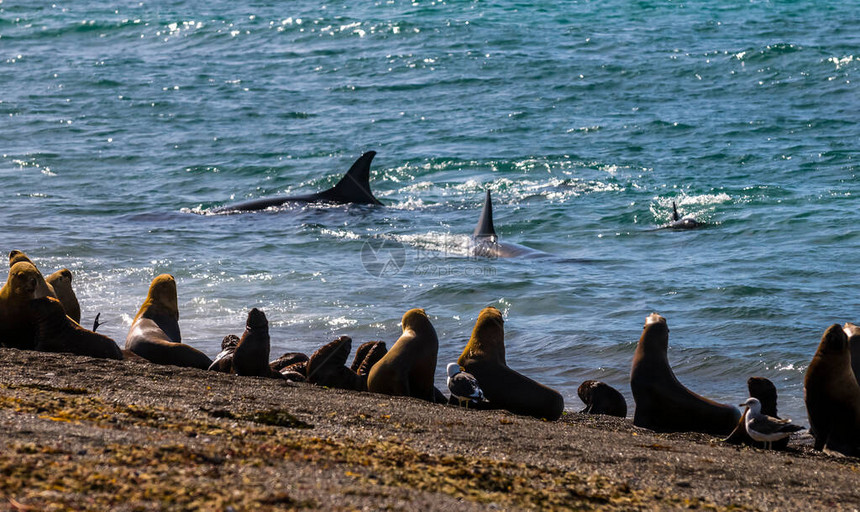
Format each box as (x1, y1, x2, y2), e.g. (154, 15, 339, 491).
(1, 250, 858, 457)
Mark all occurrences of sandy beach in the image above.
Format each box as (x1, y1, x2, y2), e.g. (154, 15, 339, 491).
(0, 348, 858, 511)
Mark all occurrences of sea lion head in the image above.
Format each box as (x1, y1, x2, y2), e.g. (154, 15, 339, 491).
(461, 306, 505, 365)
(401, 308, 433, 333)
(136, 274, 179, 322)
(6, 262, 51, 300)
(638, 313, 669, 354)
(844, 322, 860, 340)
(816, 324, 849, 357)
(49, 268, 73, 285)
(246, 308, 268, 330)
(8, 250, 34, 267)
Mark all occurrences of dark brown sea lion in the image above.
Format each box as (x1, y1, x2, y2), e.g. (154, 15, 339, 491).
(280, 361, 308, 382)
(306, 336, 366, 390)
(630, 313, 740, 435)
(724, 377, 789, 450)
(804, 324, 860, 456)
(124, 274, 212, 370)
(0, 262, 52, 349)
(232, 308, 273, 377)
(351, 341, 387, 375)
(843, 323, 860, 387)
(45, 268, 81, 324)
(269, 352, 309, 373)
(208, 334, 240, 373)
(457, 307, 564, 420)
(578, 380, 627, 417)
(367, 308, 439, 402)
(30, 296, 122, 360)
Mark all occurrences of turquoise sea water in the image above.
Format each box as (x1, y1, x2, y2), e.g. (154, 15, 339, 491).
(1, 0, 858, 423)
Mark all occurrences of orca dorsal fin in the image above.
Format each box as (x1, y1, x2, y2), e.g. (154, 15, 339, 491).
(473, 190, 497, 240)
(672, 201, 680, 221)
(318, 151, 382, 205)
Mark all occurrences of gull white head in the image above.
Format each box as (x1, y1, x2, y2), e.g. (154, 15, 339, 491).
(446, 362, 461, 378)
(739, 397, 762, 414)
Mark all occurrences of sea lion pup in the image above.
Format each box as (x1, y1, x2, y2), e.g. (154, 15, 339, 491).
(457, 307, 564, 420)
(368, 308, 439, 402)
(125, 274, 212, 370)
(804, 324, 860, 456)
(306, 336, 367, 390)
(45, 269, 81, 324)
(578, 380, 627, 417)
(0, 262, 52, 349)
(30, 296, 122, 360)
(232, 308, 275, 377)
(630, 313, 740, 435)
(208, 334, 240, 373)
(725, 377, 790, 449)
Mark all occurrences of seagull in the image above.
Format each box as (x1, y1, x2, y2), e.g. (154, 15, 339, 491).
(739, 397, 804, 450)
(447, 363, 484, 409)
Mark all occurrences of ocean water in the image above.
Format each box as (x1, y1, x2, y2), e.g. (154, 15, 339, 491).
(1, 0, 858, 424)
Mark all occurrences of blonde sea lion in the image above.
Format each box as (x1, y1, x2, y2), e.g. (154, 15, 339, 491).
(367, 308, 438, 402)
(8, 251, 81, 323)
(0, 262, 52, 349)
(125, 274, 212, 370)
(457, 307, 564, 420)
(804, 324, 860, 456)
(46, 268, 81, 324)
(630, 313, 740, 435)
(30, 296, 122, 360)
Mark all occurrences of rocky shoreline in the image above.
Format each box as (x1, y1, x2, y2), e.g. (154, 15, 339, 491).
(1, 348, 858, 511)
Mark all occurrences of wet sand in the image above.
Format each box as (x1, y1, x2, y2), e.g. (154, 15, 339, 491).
(0, 348, 858, 511)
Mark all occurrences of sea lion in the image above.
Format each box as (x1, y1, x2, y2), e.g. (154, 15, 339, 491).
(208, 334, 240, 373)
(232, 308, 273, 377)
(457, 307, 564, 420)
(630, 313, 740, 435)
(351, 341, 387, 375)
(367, 308, 439, 402)
(270, 352, 309, 373)
(724, 377, 790, 450)
(804, 324, 860, 456)
(8, 251, 81, 322)
(844, 323, 860, 386)
(578, 380, 627, 418)
(125, 274, 212, 370)
(0, 262, 52, 349)
(46, 268, 81, 324)
(30, 296, 122, 360)
(306, 336, 366, 390)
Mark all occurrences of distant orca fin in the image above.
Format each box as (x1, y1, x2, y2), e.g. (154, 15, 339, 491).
(473, 190, 497, 240)
(318, 151, 382, 205)
(672, 201, 680, 221)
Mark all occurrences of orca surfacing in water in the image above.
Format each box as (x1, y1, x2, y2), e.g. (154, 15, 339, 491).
(213, 151, 382, 213)
(470, 190, 543, 258)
